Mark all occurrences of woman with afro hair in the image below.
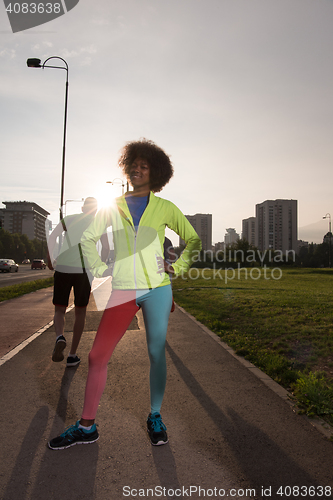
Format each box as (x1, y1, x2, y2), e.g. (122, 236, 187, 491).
(48, 139, 201, 449)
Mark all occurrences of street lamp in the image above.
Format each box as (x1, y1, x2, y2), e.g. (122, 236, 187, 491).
(64, 198, 84, 216)
(323, 213, 332, 268)
(27, 56, 69, 223)
(106, 178, 129, 195)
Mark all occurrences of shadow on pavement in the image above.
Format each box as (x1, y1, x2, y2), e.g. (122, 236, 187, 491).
(53, 365, 81, 422)
(2, 406, 49, 500)
(151, 445, 182, 500)
(30, 365, 99, 500)
(166, 341, 318, 495)
(3, 365, 99, 500)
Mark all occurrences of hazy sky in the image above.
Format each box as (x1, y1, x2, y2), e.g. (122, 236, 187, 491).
(1, 0, 333, 245)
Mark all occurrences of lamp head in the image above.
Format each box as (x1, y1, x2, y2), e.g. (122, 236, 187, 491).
(27, 58, 42, 68)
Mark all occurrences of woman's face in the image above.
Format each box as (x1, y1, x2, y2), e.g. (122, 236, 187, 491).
(129, 158, 150, 191)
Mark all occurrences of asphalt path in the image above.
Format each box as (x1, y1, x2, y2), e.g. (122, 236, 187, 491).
(1, 279, 333, 500)
(0, 265, 54, 288)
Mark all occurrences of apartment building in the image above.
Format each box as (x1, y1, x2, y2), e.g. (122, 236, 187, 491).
(1, 201, 50, 241)
(242, 217, 256, 246)
(224, 228, 240, 246)
(255, 199, 297, 253)
(179, 213, 212, 251)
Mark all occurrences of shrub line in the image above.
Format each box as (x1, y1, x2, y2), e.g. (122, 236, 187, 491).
(0, 277, 54, 303)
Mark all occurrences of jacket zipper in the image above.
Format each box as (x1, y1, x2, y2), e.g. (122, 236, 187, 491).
(117, 195, 151, 290)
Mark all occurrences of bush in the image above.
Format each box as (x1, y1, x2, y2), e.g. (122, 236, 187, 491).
(291, 372, 333, 424)
(0, 277, 53, 302)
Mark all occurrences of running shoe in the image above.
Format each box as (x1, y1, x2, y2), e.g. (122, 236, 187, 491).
(48, 421, 99, 450)
(147, 412, 168, 446)
(66, 355, 81, 367)
(52, 335, 66, 362)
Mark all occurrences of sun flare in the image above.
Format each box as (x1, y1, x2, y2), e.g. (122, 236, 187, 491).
(95, 183, 121, 210)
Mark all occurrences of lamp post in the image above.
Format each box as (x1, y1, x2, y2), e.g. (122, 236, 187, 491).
(27, 56, 69, 223)
(106, 178, 129, 195)
(64, 198, 84, 216)
(323, 213, 331, 268)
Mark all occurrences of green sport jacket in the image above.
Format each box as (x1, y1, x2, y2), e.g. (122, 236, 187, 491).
(81, 192, 202, 290)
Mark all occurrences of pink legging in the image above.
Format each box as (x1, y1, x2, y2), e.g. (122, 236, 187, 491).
(82, 286, 172, 419)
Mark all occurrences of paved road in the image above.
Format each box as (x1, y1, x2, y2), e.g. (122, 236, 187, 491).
(0, 265, 54, 288)
(0, 286, 55, 358)
(1, 279, 333, 500)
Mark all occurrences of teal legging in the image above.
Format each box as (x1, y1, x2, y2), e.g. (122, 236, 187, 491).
(82, 285, 173, 419)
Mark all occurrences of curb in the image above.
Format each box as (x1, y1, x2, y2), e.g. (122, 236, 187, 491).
(176, 304, 333, 441)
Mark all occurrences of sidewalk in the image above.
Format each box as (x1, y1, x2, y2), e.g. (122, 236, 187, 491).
(1, 279, 333, 500)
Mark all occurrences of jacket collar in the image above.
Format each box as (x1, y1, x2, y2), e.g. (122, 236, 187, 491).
(116, 191, 154, 224)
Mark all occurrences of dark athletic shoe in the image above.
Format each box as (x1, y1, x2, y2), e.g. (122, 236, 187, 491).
(147, 412, 168, 446)
(66, 355, 81, 367)
(48, 421, 99, 450)
(52, 335, 66, 362)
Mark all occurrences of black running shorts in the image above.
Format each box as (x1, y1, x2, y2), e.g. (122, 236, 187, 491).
(53, 271, 92, 308)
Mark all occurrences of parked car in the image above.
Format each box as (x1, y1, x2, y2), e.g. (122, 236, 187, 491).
(31, 259, 46, 270)
(0, 259, 19, 273)
(22, 259, 30, 264)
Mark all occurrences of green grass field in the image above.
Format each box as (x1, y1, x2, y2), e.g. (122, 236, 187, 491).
(172, 267, 333, 425)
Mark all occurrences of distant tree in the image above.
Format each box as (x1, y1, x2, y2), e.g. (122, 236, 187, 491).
(295, 242, 333, 268)
(315, 242, 331, 268)
(222, 238, 258, 265)
(0, 229, 15, 258)
(12, 233, 25, 262)
(0, 228, 48, 262)
(32, 238, 48, 260)
(20, 234, 35, 262)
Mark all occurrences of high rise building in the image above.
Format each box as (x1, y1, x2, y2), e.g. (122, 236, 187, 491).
(179, 213, 212, 251)
(1, 201, 50, 241)
(255, 199, 297, 253)
(224, 228, 240, 246)
(242, 217, 256, 246)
